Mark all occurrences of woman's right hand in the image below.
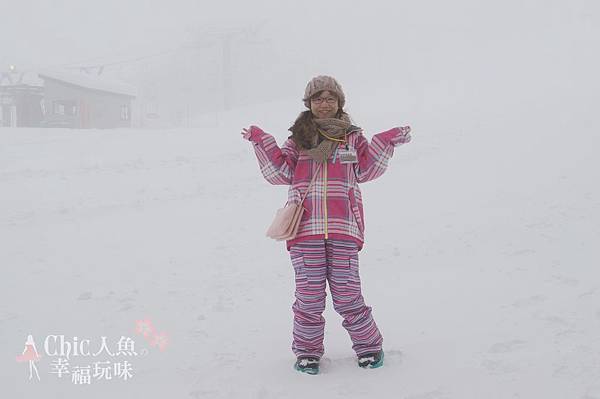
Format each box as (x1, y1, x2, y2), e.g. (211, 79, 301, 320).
(241, 125, 265, 141)
(241, 126, 256, 141)
(241, 127, 251, 140)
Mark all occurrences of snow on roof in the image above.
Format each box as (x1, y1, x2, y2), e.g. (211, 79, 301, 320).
(38, 69, 137, 97)
(0, 71, 44, 87)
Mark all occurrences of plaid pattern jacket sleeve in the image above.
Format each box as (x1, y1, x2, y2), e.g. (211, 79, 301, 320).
(248, 126, 299, 185)
(353, 127, 410, 183)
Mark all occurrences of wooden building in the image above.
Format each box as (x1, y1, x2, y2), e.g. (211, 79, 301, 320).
(0, 69, 44, 127)
(38, 70, 136, 129)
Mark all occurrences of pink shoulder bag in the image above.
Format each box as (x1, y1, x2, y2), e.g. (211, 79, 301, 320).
(266, 163, 322, 241)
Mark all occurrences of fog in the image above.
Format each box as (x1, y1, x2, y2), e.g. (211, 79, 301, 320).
(2, 0, 598, 127)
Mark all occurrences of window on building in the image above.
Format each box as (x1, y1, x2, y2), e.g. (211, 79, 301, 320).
(53, 102, 65, 115)
(121, 104, 130, 121)
(53, 100, 78, 116)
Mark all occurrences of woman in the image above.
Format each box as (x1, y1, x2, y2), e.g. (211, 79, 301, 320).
(241, 75, 411, 375)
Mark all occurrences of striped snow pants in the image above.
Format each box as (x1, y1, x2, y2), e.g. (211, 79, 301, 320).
(289, 238, 383, 358)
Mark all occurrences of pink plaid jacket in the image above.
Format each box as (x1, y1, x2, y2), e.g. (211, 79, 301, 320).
(247, 125, 411, 251)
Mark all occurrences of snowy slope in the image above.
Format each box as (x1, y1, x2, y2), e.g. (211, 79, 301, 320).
(1, 80, 600, 399)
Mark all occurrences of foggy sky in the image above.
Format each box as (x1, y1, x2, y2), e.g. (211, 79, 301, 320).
(4, 0, 595, 71)
(2, 0, 598, 120)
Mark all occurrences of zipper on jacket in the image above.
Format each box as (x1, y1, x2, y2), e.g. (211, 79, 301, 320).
(324, 161, 328, 239)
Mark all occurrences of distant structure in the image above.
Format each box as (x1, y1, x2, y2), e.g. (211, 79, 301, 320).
(38, 70, 137, 129)
(0, 67, 44, 127)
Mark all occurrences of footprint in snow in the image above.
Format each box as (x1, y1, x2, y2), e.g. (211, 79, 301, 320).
(481, 358, 519, 375)
(511, 295, 546, 308)
(77, 292, 93, 300)
(488, 339, 528, 354)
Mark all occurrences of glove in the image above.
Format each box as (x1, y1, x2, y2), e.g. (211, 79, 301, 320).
(240, 125, 262, 141)
(390, 126, 411, 145)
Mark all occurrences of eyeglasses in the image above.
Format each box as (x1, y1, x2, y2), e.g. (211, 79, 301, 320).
(311, 97, 337, 105)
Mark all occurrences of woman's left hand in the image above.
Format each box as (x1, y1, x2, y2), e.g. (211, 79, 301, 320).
(391, 126, 412, 145)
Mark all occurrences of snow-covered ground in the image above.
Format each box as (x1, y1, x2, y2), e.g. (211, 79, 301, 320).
(1, 79, 599, 398)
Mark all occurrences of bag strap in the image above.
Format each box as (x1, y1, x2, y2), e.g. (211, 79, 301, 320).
(299, 162, 323, 205)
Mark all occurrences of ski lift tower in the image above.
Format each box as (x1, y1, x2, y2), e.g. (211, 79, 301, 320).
(191, 23, 267, 112)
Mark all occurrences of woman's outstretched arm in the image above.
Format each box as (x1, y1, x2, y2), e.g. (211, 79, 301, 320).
(242, 125, 299, 185)
(354, 126, 411, 183)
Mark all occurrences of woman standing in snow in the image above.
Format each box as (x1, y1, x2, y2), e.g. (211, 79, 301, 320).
(241, 76, 411, 375)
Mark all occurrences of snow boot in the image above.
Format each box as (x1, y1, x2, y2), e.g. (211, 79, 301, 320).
(358, 350, 384, 369)
(294, 356, 320, 375)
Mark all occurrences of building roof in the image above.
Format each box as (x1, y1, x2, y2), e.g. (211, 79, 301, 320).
(38, 69, 137, 97)
(0, 71, 44, 87)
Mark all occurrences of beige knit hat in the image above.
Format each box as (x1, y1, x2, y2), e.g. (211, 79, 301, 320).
(303, 75, 346, 108)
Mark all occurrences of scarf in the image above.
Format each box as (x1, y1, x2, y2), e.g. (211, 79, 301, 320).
(303, 115, 352, 163)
